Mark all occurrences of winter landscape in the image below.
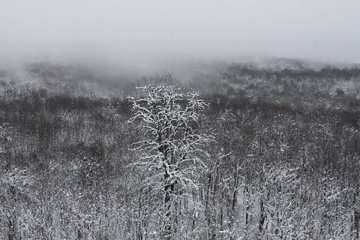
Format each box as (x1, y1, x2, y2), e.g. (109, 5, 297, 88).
(1, 1, 360, 239)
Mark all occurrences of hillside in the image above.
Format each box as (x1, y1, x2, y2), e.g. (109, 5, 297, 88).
(1, 60, 360, 239)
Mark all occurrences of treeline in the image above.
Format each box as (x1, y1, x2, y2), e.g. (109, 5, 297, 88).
(0, 61, 359, 239)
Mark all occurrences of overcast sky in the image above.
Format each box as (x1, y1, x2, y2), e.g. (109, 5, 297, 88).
(1, 0, 360, 67)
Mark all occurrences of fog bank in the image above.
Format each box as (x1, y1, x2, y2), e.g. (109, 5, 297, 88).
(1, 0, 360, 71)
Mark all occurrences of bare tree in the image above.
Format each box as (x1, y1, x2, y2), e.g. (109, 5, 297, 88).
(129, 83, 212, 239)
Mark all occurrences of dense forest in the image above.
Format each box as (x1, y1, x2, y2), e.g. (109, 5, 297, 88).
(1, 59, 360, 239)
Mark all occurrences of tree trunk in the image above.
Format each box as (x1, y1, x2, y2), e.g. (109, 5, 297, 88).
(205, 173, 215, 240)
(164, 173, 173, 240)
(136, 193, 143, 240)
(8, 217, 15, 240)
(259, 199, 266, 235)
(229, 161, 239, 240)
(354, 209, 360, 239)
(163, 157, 176, 240)
(162, 134, 173, 240)
(351, 187, 359, 239)
(245, 186, 249, 226)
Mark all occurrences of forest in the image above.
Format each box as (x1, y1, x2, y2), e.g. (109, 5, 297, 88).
(1, 59, 360, 239)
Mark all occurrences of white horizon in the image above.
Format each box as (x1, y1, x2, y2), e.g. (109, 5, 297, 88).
(1, 0, 360, 68)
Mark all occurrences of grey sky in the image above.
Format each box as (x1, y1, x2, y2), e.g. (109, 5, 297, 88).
(1, 0, 360, 67)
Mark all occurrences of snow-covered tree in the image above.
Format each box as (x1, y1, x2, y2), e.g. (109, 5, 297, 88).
(128, 84, 212, 239)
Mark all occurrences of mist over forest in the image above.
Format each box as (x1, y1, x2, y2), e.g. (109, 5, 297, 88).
(1, 57, 360, 239)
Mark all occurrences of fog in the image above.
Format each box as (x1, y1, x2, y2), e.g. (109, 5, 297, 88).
(1, 0, 360, 71)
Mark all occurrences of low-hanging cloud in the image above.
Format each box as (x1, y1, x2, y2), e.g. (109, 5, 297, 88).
(1, 0, 360, 70)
